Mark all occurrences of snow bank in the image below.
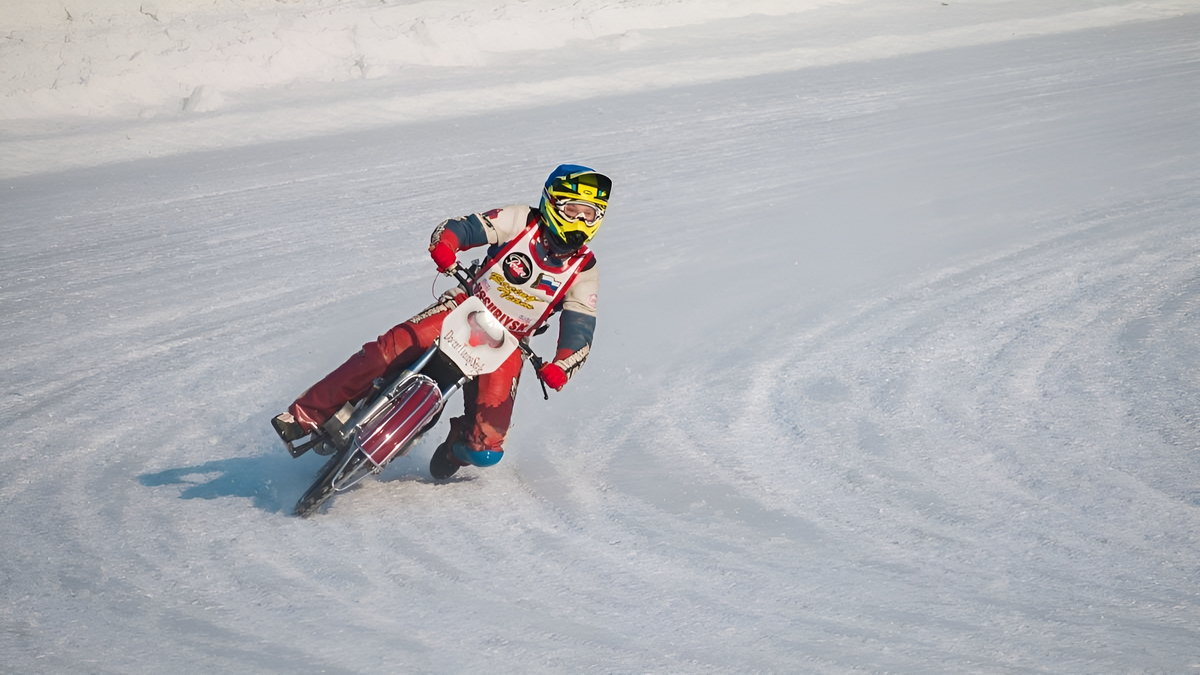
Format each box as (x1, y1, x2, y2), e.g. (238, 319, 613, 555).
(2, 0, 1193, 178)
(0, 0, 808, 120)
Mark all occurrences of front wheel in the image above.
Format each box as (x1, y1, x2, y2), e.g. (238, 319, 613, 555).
(294, 446, 374, 517)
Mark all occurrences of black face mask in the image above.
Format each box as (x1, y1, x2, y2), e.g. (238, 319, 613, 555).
(540, 222, 586, 258)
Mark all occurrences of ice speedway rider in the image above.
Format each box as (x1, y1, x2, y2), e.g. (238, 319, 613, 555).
(272, 164, 610, 479)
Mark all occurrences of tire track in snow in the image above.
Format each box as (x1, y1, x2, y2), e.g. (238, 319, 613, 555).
(602, 193, 1200, 671)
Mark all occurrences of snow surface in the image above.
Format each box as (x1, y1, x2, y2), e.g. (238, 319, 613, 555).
(2, 1, 1199, 673)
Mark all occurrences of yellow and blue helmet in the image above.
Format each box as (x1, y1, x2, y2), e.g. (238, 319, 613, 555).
(538, 164, 612, 256)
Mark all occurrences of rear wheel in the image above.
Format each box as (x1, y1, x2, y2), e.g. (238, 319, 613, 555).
(294, 446, 374, 517)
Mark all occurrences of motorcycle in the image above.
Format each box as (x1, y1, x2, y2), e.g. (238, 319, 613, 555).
(284, 263, 550, 517)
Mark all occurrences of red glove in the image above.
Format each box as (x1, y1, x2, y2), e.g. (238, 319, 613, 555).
(539, 363, 568, 391)
(429, 230, 460, 272)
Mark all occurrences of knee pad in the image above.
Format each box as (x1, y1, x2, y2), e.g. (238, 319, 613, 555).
(451, 440, 503, 467)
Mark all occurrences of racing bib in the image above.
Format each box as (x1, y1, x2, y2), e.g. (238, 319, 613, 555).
(473, 224, 591, 339)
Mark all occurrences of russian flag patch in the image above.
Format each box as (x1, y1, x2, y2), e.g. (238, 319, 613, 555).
(533, 273, 560, 294)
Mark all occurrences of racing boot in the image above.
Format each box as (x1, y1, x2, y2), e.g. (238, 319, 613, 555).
(429, 418, 469, 479)
(429, 440, 466, 480)
(271, 412, 307, 443)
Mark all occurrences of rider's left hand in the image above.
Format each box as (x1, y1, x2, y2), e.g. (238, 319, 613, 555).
(539, 363, 568, 391)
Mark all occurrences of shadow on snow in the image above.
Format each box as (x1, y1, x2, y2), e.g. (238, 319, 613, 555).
(137, 450, 446, 513)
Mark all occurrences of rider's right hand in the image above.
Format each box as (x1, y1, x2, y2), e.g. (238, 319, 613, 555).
(429, 230, 459, 272)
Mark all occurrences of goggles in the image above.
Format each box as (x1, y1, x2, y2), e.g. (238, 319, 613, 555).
(550, 196, 605, 226)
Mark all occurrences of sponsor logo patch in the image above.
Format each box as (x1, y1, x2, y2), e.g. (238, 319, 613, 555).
(442, 328, 487, 374)
(503, 252, 533, 285)
(487, 272, 545, 310)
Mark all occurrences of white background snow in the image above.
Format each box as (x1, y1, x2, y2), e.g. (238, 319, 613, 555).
(2, 1, 1198, 673)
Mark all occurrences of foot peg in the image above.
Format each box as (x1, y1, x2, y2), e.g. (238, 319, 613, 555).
(284, 435, 327, 458)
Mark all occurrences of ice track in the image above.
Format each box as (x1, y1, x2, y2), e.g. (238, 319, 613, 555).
(617, 196, 1200, 672)
(2, 12, 1198, 675)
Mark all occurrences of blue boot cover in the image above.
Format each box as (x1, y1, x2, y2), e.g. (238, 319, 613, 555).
(452, 440, 503, 467)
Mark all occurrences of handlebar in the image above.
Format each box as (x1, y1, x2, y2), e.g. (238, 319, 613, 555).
(449, 263, 476, 294)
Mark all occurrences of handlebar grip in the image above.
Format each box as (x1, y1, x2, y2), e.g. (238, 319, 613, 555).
(448, 263, 472, 289)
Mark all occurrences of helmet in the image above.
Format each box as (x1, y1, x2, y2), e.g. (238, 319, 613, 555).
(538, 164, 612, 256)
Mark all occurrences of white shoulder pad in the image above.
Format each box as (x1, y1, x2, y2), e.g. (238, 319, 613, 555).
(481, 205, 532, 244)
(563, 263, 599, 318)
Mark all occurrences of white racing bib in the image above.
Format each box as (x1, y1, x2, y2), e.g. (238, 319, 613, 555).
(473, 224, 591, 339)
